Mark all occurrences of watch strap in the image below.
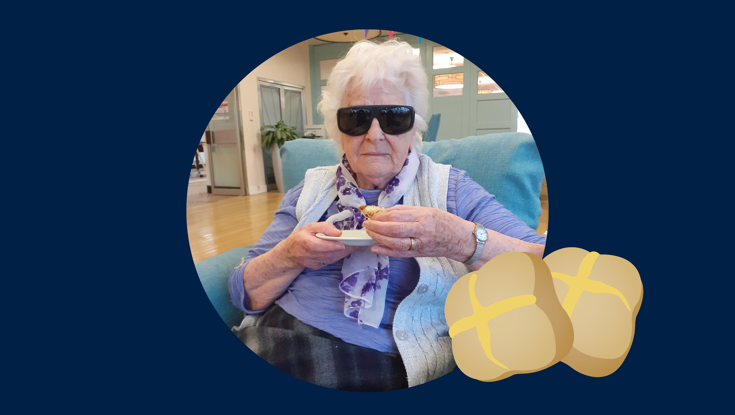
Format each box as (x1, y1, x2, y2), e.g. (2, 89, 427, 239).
(463, 223, 486, 266)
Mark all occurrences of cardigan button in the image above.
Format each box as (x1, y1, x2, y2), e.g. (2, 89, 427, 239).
(417, 284, 428, 294)
(396, 330, 408, 341)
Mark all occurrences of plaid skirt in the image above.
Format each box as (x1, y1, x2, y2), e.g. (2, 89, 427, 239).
(232, 304, 409, 392)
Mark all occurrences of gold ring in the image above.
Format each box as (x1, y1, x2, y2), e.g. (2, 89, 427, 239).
(409, 237, 416, 251)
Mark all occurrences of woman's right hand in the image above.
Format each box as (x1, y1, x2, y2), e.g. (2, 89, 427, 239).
(282, 222, 361, 270)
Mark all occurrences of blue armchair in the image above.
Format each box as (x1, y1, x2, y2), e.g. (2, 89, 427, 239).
(195, 132, 545, 328)
(422, 114, 441, 142)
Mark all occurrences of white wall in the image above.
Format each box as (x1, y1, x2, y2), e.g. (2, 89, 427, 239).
(237, 40, 313, 195)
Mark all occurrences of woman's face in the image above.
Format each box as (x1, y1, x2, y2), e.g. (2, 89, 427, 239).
(340, 83, 415, 190)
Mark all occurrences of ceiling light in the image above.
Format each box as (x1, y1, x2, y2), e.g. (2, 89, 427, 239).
(315, 30, 383, 43)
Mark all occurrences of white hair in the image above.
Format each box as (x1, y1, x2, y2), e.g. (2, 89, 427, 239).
(317, 40, 429, 154)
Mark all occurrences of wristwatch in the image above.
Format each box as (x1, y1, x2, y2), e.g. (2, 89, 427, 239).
(463, 223, 488, 266)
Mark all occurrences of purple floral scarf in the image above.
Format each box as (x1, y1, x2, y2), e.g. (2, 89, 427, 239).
(325, 150, 420, 328)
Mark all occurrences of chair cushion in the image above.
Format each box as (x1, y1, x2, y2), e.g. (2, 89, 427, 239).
(280, 139, 340, 193)
(195, 246, 251, 328)
(422, 133, 544, 229)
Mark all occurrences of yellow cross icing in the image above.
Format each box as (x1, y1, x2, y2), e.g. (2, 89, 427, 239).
(449, 273, 536, 369)
(551, 252, 630, 317)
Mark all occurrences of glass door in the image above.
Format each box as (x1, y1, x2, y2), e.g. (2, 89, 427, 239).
(424, 41, 471, 141)
(205, 87, 248, 195)
(259, 84, 282, 189)
(283, 88, 304, 137)
(258, 79, 306, 190)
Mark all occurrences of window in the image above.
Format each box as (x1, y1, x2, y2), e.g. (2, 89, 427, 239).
(433, 73, 464, 97)
(433, 46, 464, 69)
(478, 71, 503, 94)
(517, 111, 531, 134)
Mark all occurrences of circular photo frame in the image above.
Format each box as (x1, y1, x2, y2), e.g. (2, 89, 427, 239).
(188, 30, 547, 392)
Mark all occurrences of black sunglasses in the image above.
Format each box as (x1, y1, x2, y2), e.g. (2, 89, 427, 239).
(337, 105, 415, 136)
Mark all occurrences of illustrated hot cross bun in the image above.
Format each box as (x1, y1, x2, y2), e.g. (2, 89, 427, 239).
(445, 252, 574, 381)
(543, 248, 643, 377)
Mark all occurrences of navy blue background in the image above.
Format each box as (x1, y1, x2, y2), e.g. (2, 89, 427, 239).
(5, 2, 731, 413)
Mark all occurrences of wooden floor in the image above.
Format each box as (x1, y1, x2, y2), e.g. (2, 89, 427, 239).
(187, 180, 284, 264)
(187, 180, 549, 264)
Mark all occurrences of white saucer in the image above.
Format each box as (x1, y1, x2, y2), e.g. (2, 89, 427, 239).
(316, 230, 380, 246)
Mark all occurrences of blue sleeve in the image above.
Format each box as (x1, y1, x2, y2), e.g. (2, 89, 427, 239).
(227, 182, 304, 314)
(447, 168, 546, 245)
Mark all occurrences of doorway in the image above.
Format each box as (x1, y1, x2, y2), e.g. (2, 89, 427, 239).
(203, 86, 248, 196)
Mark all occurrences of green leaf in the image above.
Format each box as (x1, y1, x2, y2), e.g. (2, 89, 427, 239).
(261, 130, 275, 149)
(262, 119, 305, 148)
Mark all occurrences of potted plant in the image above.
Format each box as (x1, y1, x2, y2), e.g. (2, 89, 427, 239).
(260, 120, 300, 192)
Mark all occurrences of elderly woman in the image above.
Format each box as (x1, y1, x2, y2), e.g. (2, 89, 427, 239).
(229, 40, 545, 391)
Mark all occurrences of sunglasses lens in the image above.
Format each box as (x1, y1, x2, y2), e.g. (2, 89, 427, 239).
(338, 108, 372, 136)
(379, 107, 413, 135)
(338, 106, 414, 136)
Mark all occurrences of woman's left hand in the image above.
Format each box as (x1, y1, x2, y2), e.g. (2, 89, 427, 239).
(363, 205, 475, 261)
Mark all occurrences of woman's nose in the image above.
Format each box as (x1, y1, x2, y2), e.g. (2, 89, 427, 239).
(364, 117, 384, 141)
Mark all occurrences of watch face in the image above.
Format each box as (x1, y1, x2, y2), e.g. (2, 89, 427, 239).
(476, 226, 488, 241)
